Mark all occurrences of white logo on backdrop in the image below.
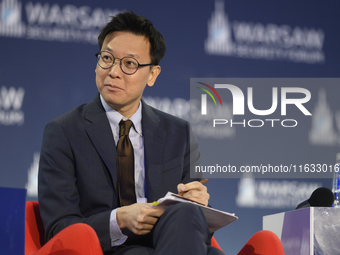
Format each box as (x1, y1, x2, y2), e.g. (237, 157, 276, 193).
(309, 88, 338, 146)
(0, 0, 120, 44)
(0, 86, 25, 125)
(144, 96, 236, 139)
(0, 0, 25, 37)
(143, 96, 190, 121)
(26, 152, 40, 197)
(236, 173, 321, 209)
(205, 1, 325, 64)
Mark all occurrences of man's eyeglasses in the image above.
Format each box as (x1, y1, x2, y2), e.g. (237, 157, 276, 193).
(95, 51, 155, 75)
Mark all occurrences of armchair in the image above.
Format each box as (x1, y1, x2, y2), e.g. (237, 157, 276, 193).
(25, 201, 283, 255)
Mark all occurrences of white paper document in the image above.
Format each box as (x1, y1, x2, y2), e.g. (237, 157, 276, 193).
(154, 192, 238, 233)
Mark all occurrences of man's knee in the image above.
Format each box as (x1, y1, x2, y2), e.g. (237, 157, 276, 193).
(163, 203, 206, 222)
(153, 203, 211, 253)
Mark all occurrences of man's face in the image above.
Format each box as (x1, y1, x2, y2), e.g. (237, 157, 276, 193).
(95, 31, 161, 117)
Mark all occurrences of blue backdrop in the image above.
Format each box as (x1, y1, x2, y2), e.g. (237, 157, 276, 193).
(1, 0, 339, 254)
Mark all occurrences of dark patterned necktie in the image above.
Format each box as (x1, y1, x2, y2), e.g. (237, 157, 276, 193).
(117, 119, 136, 206)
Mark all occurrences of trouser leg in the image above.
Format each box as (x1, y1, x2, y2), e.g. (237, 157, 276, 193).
(113, 203, 225, 255)
(152, 203, 224, 255)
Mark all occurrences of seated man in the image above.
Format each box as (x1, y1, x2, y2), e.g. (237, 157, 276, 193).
(38, 11, 223, 255)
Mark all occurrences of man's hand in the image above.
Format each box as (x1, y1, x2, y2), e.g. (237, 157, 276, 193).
(116, 203, 164, 235)
(177, 181, 210, 206)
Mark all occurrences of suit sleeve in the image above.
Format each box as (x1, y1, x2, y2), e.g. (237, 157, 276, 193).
(38, 120, 112, 252)
(181, 121, 201, 184)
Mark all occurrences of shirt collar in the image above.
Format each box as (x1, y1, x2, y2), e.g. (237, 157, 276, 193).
(100, 95, 142, 136)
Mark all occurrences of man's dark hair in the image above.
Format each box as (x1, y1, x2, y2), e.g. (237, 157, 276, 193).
(98, 11, 166, 65)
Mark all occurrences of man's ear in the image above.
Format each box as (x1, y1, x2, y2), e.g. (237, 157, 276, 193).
(147, 65, 161, 87)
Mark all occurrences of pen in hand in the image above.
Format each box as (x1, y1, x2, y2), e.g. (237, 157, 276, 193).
(178, 179, 209, 196)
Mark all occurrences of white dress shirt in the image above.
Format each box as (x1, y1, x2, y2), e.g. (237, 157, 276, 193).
(100, 95, 146, 246)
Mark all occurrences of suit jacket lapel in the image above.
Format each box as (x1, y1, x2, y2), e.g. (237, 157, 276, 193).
(82, 96, 166, 202)
(142, 100, 166, 202)
(84, 94, 118, 193)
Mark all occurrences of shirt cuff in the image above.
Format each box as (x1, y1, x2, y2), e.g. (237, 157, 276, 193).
(110, 209, 128, 246)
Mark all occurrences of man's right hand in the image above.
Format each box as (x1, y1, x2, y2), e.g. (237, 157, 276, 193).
(116, 203, 164, 235)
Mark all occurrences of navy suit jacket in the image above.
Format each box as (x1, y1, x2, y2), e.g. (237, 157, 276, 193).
(38, 94, 201, 252)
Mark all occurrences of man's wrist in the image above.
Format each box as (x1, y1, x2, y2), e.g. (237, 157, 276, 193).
(110, 209, 128, 246)
(116, 207, 126, 229)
